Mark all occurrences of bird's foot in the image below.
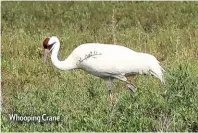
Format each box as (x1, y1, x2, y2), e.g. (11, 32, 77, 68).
(109, 90, 114, 105)
(127, 83, 135, 92)
(108, 90, 117, 106)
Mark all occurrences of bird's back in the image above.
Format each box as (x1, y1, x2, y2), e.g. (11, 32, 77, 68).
(67, 43, 161, 78)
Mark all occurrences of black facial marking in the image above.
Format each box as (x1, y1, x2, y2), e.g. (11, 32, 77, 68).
(47, 42, 55, 50)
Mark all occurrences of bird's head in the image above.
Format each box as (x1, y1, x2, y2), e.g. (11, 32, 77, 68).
(43, 36, 59, 62)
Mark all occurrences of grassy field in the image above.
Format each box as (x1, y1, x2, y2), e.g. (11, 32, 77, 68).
(1, 1, 198, 132)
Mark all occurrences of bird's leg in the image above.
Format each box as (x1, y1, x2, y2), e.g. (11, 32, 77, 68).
(109, 90, 113, 105)
(112, 75, 136, 92)
(105, 77, 114, 105)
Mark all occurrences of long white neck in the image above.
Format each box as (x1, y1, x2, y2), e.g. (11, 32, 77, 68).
(51, 41, 77, 70)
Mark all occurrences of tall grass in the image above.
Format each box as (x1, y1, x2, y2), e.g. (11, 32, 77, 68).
(1, 1, 198, 132)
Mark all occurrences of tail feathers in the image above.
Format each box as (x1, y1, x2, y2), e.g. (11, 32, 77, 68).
(150, 64, 165, 85)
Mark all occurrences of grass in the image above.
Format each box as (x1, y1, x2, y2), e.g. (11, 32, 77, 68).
(1, 1, 198, 132)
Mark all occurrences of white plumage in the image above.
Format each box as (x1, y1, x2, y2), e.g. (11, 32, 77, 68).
(43, 36, 165, 100)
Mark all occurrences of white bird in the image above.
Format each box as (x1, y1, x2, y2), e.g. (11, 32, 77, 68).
(43, 36, 165, 103)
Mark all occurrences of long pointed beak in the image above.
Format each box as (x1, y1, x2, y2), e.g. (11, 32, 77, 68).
(43, 49, 50, 63)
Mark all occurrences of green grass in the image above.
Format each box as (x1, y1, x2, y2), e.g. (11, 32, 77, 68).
(1, 1, 198, 132)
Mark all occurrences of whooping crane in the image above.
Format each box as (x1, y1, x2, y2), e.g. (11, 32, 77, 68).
(43, 36, 165, 103)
